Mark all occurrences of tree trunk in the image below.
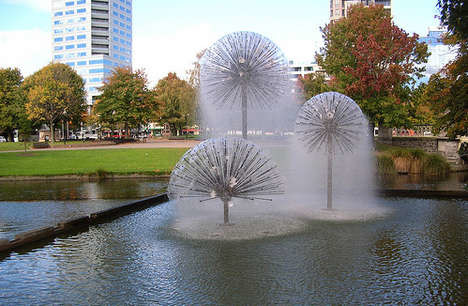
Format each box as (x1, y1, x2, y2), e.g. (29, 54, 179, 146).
(50, 121, 55, 142)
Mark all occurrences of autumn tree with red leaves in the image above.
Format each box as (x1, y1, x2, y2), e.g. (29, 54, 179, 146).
(316, 4, 429, 131)
(422, 0, 467, 138)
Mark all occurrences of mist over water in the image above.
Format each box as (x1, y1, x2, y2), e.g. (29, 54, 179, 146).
(170, 88, 390, 241)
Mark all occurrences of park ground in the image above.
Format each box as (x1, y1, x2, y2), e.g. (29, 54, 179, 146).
(0, 140, 199, 178)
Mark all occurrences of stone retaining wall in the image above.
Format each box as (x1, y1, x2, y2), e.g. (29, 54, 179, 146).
(383, 137, 467, 170)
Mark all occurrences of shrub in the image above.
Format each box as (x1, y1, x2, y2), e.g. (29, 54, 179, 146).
(376, 154, 396, 175)
(422, 154, 450, 177)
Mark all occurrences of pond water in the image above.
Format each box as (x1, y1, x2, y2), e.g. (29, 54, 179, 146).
(0, 178, 168, 239)
(0, 197, 466, 304)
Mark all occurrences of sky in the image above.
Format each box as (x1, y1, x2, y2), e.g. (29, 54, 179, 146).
(0, 0, 441, 85)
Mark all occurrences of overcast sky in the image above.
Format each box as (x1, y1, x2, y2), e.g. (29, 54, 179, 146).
(0, 0, 440, 85)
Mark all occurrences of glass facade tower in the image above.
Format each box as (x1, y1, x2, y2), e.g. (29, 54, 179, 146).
(51, 0, 132, 108)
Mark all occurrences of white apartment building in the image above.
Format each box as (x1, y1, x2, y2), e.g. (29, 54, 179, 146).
(288, 60, 323, 81)
(51, 0, 132, 109)
(330, 0, 391, 22)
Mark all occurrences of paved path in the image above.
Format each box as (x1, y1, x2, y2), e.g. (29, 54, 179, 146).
(0, 140, 201, 153)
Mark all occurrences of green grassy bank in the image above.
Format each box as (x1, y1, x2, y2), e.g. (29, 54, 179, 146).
(0, 148, 188, 177)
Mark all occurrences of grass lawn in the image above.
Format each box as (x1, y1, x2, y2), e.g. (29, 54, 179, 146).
(0, 142, 32, 151)
(0, 148, 189, 177)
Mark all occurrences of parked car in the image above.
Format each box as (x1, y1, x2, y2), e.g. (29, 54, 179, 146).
(0, 136, 6, 142)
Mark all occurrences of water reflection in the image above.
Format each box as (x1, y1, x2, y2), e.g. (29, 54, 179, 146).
(0, 178, 168, 201)
(1, 198, 465, 304)
(0, 178, 169, 240)
(378, 172, 468, 191)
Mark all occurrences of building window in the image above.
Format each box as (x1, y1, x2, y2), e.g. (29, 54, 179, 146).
(77, 61, 86, 66)
(54, 11, 63, 16)
(113, 3, 119, 8)
(65, 44, 75, 49)
(65, 1, 75, 6)
(113, 28, 119, 34)
(120, 30, 125, 35)
(66, 62, 75, 67)
(89, 77, 102, 82)
(89, 59, 104, 65)
(54, 20, 63, 25)
(54, 29, 63, 34)
(113, 11, 118, 17)
(54, 54, 64, 60)
(77, 26, 86, 31)
(54, 46, 64, 51)
(54, 37, 63, 42)
(126, 17, 131, 22)
(77, 34, 86, 39)
(66, 36, 75, 41)
(89, 68, 111, 74)
(65, 53, 75, 59)
(77, 0, 86, 4)
(77, 52, 86, 57)
(77, 8, 86, 13)
(113, 20, 119, 25)
(65, 10, 74, 15)
(120, 14, 125, 19)
(77, 43, 86, 48)
(65, 27, 75, 33)
(120, 5, 125, 11)
(113, 45, 119, 50)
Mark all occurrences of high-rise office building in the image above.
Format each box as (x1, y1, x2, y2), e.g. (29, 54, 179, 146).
(330, 0, 391, 22)
(418, 26, 457, 82)
(51, 0, 132, 109)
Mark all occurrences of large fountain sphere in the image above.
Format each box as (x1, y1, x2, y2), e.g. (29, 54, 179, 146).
(200, 31, 290, 109)
(168, 137, 284, 203)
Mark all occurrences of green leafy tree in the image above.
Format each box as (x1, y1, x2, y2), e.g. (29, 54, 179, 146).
(437, 0, 468, 40)
(297, 72, 330, 101)
(316, 4, 429, 132)
(23, 63, 87, 142)
(94, 67, 156, 135)
(154, 72, 196, 136)
(422, 0, 468, 137)
(0, 68, 26, 141)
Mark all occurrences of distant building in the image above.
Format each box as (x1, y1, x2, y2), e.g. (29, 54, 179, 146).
(418, 26, 457, 82)
(288, 60, 323, 82)
(330, 0, 392, 22)
(51, 0, 133, 110)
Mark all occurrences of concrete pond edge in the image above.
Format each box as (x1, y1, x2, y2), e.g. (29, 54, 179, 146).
(0, 193, 168, 254)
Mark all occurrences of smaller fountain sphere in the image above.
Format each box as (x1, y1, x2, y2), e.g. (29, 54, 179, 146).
(296, 92, 367, 154)
(200, 31, 290, 109)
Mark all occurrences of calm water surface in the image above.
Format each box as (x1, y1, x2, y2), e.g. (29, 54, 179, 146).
(0, 178, 168, 239)
(0, 197, 466, 304)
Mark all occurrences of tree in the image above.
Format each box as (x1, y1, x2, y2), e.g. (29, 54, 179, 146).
(94, 67, 155, 135)
(437, 0, 468, 40)
(23, 63, 87, 142)
(316, 4, 429, 131)
(0, 68, 26, 141)
(422, 0, 468, 137)
(154, 73, 196, 136)
(297, 72, 330, 101)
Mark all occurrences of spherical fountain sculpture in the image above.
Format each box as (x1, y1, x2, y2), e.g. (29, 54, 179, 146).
(200, 31, 290, 139)
(168, 137, 284, 224)
(295, 92, 367, 210)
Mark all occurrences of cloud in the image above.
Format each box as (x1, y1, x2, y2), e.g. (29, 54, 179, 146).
(133, 24, 219, 86)
(0, 29, 51, 77)
(3, 0, 51, 12)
